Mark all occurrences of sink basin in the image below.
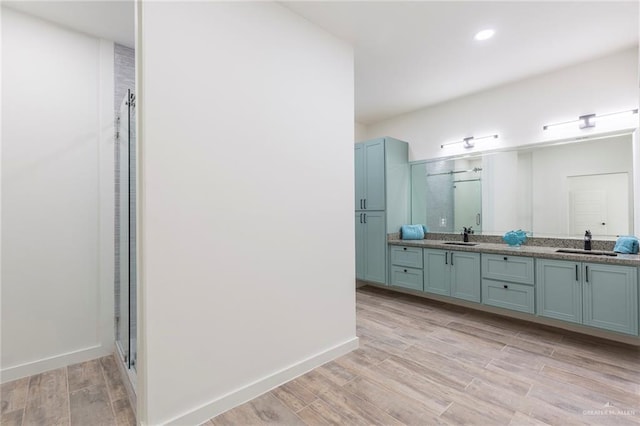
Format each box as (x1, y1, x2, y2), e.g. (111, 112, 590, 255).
(443, 242, 478, 246)
(556, 248, 618, 257)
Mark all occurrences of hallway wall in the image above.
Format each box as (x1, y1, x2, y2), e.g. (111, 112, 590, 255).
(1, 7, 115, 381)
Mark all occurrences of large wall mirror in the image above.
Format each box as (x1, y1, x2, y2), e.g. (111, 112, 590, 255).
(411, 132, 634, 238)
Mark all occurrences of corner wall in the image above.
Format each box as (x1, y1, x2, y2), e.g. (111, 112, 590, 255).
(137, 2, 356, 424)
(1, 7, 115, 381)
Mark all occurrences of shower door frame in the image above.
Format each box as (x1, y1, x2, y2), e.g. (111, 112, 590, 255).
(116, 89, 137, 389)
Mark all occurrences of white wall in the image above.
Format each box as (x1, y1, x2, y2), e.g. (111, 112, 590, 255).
(355, 121, 368, 142)
(137, 2, 356, 425)
(1, 8, 114, 381)
(367, 48, 638, 161)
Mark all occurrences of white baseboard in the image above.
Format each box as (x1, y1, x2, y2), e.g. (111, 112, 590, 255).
(1, 344, 113, 383)
(160, 337, 359, 426)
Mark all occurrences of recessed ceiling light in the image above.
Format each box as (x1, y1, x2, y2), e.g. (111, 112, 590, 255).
(474, 29, 495, 41)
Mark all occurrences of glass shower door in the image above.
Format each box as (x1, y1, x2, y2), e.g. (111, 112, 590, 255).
(116, 89, 137, 371)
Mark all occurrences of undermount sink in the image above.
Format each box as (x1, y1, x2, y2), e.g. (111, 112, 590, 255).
(443, 242, 478, 246)
(556, 248, 618, 257)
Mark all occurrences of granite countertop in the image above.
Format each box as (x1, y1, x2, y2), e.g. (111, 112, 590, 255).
(388, 238, 640, 267)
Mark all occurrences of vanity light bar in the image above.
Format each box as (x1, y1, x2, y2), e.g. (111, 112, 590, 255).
(440, 134, 499, 149)
(543, 108, 638, 131)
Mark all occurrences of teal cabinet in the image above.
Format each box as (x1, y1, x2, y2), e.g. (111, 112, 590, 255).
(537, 259, 638, 335)
(355, 213, 365, 280)
(537, 259, 582, 323)
(390, 266, 424, 291)
(355, 211, 386, 284)
(354, 137, 409, 286)
(423, 249, 480, 302)
(482, 280, 535, 314)
(390, 246, 423, 269)
(482, 254, 535, 313)
(354, 144, 365, 211)
(450, 251, 481, 302)
(583, 263, 638, 335)
(354, 139, 385, 211)
(363, 140, 385, 210)
(482, 254, 534, 285)
(389, 245, 424, 291)
(423, 249, 449, 296)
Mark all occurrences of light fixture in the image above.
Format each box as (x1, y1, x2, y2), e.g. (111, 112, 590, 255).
(441, 134, 499, 149)
(463, 137, 475, 148)
(474, 29, 495, 41)
(543, 108, 638, 131)
(578, 114, 595, 129)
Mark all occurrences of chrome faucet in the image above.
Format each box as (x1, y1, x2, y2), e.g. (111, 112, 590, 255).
(462, 226, 474, 243)
(584, 230, 592, 251)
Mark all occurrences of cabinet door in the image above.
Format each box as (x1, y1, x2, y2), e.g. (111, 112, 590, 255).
(423, 249, 449, 296)
(355, 213, 365, 280)
(363, 211, 386, 284)
(364, 139, 385, 210)
(536, 259, 582, 324)
(451, 251, 481, 302)
(354, 144, 365, 210)
(583, 263, 638, 335)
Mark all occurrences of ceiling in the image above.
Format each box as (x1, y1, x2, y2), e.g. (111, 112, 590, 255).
(283, 1, 639, 124)
(4, 1, 135, 49)
(5, 1, 637, 124)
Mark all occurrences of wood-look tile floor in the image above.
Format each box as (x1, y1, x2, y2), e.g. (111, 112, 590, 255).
(1, 355, 135, 426)
(206, 286, 640, 426)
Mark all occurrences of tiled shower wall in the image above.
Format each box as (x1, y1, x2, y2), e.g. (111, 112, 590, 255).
(425, 160, 454, 233)
(114, 44, 135, 340)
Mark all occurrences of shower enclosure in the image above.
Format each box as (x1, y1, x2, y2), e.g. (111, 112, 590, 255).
(116, 89, 137, 378)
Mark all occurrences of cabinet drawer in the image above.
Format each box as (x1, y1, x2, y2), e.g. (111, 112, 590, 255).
(390, 246, 423, 268)
(482, 254, 534, 285)
(390, 266, 424, 291)
(482, 279, 534, 314)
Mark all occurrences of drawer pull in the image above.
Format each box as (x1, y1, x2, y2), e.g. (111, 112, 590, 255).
(503, 257, 508, 261)
(503, 284, 509, 289)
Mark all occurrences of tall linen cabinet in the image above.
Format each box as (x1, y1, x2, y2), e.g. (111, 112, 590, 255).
(355, 137, 410, 284)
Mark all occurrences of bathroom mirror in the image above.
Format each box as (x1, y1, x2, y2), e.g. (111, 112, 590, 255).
(411, 132, 634, 238)
(411, 157, 483, 234)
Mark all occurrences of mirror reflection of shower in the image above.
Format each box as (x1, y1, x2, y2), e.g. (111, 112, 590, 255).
(116, 88, 137, 375)
(423, 159, 482, 233)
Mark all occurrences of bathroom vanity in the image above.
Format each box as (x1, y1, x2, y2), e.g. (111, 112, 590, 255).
(386, 238, 640, 341)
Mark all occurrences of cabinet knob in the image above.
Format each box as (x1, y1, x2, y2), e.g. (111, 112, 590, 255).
(503, 257, 508, 261)
(403, 247, 407, 251)
(404, 269, 407, 273)
(503, 284, 508, 289)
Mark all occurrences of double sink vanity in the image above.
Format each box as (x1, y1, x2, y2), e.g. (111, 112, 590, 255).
(386, 236, 640, 340)
(355, 133, 640, 343)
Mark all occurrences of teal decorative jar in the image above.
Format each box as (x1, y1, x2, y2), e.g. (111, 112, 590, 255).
(503, 230, 527, 247)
